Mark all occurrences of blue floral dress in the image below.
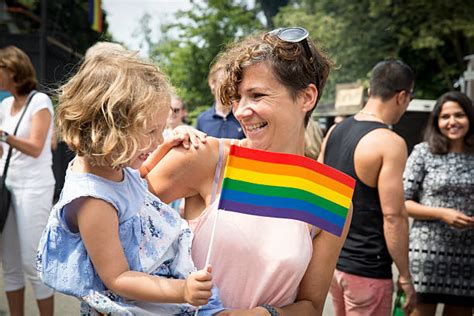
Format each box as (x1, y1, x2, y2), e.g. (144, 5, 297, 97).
(37, 164, 224, 315)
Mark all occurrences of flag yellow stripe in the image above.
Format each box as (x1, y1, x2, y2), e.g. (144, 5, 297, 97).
(225, 166, 352, 208)
(229, 156, 354, 198)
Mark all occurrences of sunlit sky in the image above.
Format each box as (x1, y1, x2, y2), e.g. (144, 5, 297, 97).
(102, 0, 192, 53)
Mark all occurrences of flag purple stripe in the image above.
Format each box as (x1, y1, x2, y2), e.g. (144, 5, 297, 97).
(219, 200, 343, 237)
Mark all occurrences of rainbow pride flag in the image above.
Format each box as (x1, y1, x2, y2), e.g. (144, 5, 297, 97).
(88, 0, 103, 33)
(218, 145, 355, 237)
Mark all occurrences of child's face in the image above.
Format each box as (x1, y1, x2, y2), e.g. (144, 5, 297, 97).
(128, 105, 170, 169)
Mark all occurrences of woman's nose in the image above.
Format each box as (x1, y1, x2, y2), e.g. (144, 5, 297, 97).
(234, 99, 253, 119)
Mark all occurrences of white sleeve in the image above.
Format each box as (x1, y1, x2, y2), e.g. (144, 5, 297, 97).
(0, 100, 5, 127)
(29, 92, 54, 116)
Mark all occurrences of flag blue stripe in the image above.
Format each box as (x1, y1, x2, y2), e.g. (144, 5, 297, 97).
(220, 189, 346, 228)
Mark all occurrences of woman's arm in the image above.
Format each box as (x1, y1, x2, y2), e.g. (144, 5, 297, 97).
(140, 126, 207, 178)
(405, 200, 474, 228)
(145, 138, 220, 204)
(280, 207, 352, 316)
(77, 197, 213, 305)
(2, 108, 51, 157)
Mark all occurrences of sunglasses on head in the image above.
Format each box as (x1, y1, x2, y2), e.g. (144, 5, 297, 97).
(267, 27, 319, 88)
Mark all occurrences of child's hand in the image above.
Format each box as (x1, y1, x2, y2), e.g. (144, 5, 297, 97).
(172, 125, 207, 149)
(183, 264, 213, 306)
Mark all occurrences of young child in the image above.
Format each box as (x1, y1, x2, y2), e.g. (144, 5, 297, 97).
(36, 49, 223, 315)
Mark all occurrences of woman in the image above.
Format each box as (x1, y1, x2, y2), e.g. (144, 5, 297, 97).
(144, 27, 351, 315)
(0, 46, 55, 316)
(403, 91, 474, 316)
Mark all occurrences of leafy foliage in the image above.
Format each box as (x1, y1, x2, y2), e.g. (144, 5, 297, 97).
(140, 0, 472, 112)
(149, 0, 263, 113)
(276, 0, 474, 100)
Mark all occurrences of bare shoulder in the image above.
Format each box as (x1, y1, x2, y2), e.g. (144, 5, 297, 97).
(355, 128, 407, 186)
(146, 137, 225, 202)
(359, 128, 406, 155)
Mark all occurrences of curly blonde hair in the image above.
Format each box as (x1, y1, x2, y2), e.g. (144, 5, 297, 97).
(217, 31, 333, 126)
(56, 50, 172, 168)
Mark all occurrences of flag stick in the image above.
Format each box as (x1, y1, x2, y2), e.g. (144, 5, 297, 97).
(194, 209, 220, 316)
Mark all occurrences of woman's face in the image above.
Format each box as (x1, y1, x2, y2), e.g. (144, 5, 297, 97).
(233, 62, 308, 154)
(437, 101, 469, 143)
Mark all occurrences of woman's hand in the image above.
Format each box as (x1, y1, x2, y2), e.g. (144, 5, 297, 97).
(172, 125, 207, 149)
(439, 207, 474, 229)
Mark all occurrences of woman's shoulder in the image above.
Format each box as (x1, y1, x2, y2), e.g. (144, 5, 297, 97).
(166, 137, 228, 169)
(29, 91, 53, 111)
(0, 96, 13, 111)
(412, 142, 431, 155)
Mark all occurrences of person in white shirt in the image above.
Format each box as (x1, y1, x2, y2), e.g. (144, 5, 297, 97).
(0, 45, 55, 316)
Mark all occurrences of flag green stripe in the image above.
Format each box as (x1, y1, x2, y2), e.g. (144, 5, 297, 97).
(223, 178, 348, 218)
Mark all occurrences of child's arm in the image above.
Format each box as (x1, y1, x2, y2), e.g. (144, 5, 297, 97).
(77, 197, 213, 306)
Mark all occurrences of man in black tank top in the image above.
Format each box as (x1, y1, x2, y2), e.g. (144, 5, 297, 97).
(318, 60, 416, 316)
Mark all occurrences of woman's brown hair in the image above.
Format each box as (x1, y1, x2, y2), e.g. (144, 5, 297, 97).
(217, 30, 333, 126)
(0, 45, 38, 95)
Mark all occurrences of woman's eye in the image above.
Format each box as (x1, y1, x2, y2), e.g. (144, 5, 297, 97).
(253, 93, 265, 99)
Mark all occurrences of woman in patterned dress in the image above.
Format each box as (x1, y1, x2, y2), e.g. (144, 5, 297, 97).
(403, 91, 474, 316)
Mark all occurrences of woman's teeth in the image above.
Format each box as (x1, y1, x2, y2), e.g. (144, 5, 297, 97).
(246, 122, 267, 132)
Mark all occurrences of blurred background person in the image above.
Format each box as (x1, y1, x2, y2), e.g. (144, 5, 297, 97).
(304, 118, 324, 160)
(164, 95, 189, 139)
(403, 91, 474, 316)
(84, 41, 125, 59)
(196, 60, 245, 139)
(163, 95, 190, 212)
(0, 46, 55, 315)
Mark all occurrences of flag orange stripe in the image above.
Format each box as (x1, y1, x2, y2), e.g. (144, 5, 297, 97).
(229, 156, 353, 198)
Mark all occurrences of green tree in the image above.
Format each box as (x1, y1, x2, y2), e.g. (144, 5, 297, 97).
(149, 0, 263, 115)
(276, 0, 474, 101)
(255, 0, 289, 28)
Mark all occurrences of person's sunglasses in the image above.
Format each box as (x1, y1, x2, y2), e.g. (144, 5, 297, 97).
(267, 27, 318, 88)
